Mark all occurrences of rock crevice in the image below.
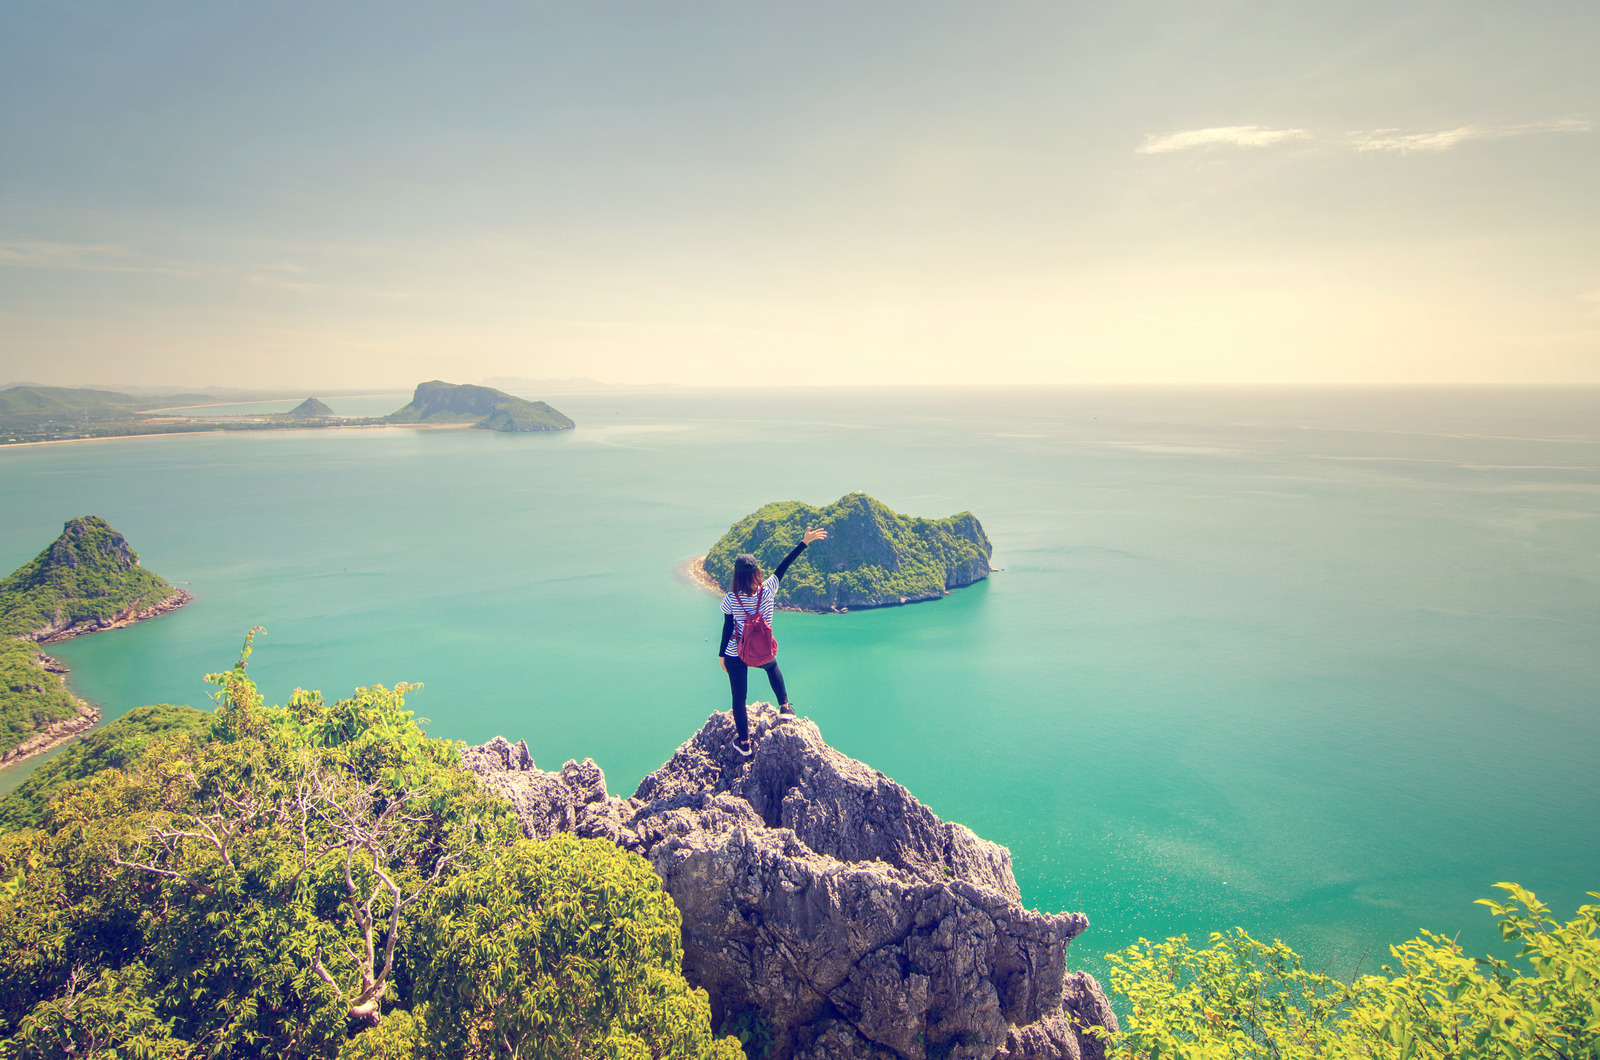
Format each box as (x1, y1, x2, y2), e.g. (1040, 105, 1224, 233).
(462, 708, 1116, 1060)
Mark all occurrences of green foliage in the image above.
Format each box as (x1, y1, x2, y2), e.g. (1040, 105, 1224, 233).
(420, 834, 744, 1060)
(718, 1011, 773, 1060)
(0, 702, 210, 831)
(0, 639, 738, 1059)
(1100, 883, 1600, 1060)
(704, 493, 991, 611)
(0, 516, 181, 638)
(0, 639, 82, 758)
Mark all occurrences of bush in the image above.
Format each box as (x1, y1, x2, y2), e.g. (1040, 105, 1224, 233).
(1100, 883, 1600, 1060)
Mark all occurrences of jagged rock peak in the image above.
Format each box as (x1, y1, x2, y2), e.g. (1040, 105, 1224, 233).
(462, 707, 1116, 1060)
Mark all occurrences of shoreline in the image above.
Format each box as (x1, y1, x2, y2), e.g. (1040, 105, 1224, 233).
(29, 588, 195, 644)
(0, 588, 193, 771)
(0, 421, 475, 451)
(0, 652, 101, 769)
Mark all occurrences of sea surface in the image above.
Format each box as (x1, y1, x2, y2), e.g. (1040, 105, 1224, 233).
(2, 386, 1598, 980)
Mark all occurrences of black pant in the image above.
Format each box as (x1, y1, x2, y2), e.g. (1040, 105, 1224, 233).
(725, 656, 788, 741)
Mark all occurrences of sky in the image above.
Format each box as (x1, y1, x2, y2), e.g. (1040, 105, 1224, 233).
(2, 1, 1597, 389)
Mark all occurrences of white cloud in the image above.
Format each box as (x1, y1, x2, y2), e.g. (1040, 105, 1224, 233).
(1136, 117, 1590, 156)
(1136, 125, 1312, 154)
(1349, 118, 1591, 153)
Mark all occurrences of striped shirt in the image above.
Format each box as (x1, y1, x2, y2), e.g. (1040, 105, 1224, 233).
(721, 574, 779, 656)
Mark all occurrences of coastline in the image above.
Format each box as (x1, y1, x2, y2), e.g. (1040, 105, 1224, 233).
(675, 555, 725, 598)
(0, 421, 476, 451)
(29, 589, 195, 645)
(0, 588, 193, 770)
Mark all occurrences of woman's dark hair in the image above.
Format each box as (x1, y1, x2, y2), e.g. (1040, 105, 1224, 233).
(733, 554, 761, 595)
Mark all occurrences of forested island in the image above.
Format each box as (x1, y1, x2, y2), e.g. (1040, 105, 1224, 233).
(701, 492, 993, 611)
(0, 381, 573, 444)
(0, 517, 189, 765)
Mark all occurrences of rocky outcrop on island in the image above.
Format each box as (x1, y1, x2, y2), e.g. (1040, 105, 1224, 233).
(1, 517, 188, 764)
(703, 492, 994, 612)
(384, 380, 575, 432)
(462, 708, 1115, 1060)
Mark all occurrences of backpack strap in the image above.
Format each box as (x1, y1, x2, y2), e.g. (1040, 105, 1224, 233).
(735, 586, 762, 619)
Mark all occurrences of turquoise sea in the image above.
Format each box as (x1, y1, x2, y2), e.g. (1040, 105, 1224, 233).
(2, 387, 1598, 980)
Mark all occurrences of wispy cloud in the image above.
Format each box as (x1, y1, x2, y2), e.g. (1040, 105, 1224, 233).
(1136, 126, 1311, 154)
(0, 240, 201, 278)
(1350, 118, 1591, 153)
(1138, 117, 1590, 155)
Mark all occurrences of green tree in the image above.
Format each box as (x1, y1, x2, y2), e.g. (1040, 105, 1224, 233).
(0, 635, 739, 1060)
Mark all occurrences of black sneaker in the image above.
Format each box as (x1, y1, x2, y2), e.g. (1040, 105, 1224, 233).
(734, 737, 753, 758)
(778, 703, 795, 718)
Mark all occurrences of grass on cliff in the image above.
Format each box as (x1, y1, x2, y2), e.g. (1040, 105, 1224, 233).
(0, 635, 741, 1060)
(704, 493, 991, 610)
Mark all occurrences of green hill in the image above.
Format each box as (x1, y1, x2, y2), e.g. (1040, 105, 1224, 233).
(384, 380, 575, 432)
(703, 492, 993, 611)
(0, 516, 186, 639)
(0, 385, 142, 416)
(284, 397, 335, 418)
(0, 517, 189, 760)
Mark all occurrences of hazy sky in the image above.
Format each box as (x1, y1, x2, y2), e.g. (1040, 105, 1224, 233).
(2, 1, 1597, 388)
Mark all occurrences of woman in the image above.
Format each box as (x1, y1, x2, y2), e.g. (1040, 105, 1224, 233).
(717, 525, 828, 756)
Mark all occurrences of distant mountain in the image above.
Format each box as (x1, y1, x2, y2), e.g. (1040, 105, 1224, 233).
(285, 397, 335, 418)
(703, 492, 993, 612)
(384, 380, 575, 432)
(0, 386, 142, 415)
(0, 385, 224, 417)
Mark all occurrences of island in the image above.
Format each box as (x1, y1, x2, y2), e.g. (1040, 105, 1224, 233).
(383, 380, 575, 432)
(283, 397, 335, 418)
(0, 516, 190, 766)
(699, 492, 993, 611)
(0, 381, 576, 444)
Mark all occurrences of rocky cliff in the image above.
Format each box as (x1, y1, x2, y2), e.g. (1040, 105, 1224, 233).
(704, 493, 994, 612)
(462, 708, 1115, 1060)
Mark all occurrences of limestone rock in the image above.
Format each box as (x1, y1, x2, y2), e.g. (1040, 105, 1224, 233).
(461, 708, 1116, 1060)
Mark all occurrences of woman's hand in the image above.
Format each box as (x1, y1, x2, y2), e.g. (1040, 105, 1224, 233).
(720, 658, 727, 672)
(803, 526, 829, 545)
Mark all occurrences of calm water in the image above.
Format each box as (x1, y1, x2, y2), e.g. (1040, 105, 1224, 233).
(2, 387, 1597, 979)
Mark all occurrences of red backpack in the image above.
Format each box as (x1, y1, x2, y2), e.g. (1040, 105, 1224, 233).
(734, 587, 779, 666)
